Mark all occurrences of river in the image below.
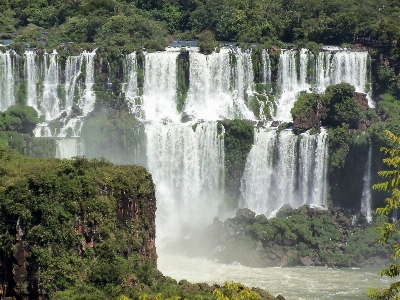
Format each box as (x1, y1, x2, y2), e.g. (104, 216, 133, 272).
(158, 254, 394, 300)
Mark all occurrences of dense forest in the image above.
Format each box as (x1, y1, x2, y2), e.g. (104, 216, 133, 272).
(0, 0, 399, 50)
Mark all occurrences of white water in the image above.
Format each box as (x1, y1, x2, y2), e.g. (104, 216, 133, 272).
(184, 51, 255, 120)
(65, 55, 83, 111)
(159, 254, 394, 300)
(124, 52, 139, 113)
(0, 51, 15, 111)
(275, 49, 312, 121)
(316, 51, 373, 107)
(262, 49, 271, 85)
(241, 128, 328, 217)
(146, 122, 224, 247)
(143, 52, 180, 123)
(361, 141, 372, 223)
(41, 50, 61, 120)
(56, 138, 80, 159)
(25, 50, 39, 111)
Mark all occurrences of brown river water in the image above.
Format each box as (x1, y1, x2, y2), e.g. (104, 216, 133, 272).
(158, 254, 395, 300)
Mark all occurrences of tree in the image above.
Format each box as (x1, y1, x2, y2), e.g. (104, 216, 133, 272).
(368, 130, 400, 299)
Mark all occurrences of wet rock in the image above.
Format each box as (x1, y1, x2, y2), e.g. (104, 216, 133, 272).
(181, 114, 194, 123)
(276, 204, 293, 218)
(300, 256, 313, 266)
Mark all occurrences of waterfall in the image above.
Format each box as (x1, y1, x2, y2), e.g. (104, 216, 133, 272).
(146, 121, 224, 245)
(124, 52, 139, 112)
(56, 138, 81, 159)
(262, 49, 271, 85)
(241, 128, 328, 218)
(316, 51, 373, 107)
(80, 50, 96, 115)
(41, 50, 61, 120)
(0, 50, 15, 111)
(361, 140, 372, 223)
(275, 49, 312, 121)
(25, 51, 39, 111)
(143, 52, 180, 122)
(184, 51, 255, 120)
(65, 55, 83, 111)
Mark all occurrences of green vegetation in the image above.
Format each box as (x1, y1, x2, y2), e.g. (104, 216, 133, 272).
(0, 105, 56, 158)
(368, 131, 400, 299)
(81, 110, 145, 164)
(219, 119, 254, 209)
(0, 147, 281, 299)
(1, 0, 399, 52)
(191, 206, 398, 268)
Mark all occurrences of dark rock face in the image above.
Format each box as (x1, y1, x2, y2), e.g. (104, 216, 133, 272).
(0, 157, 157, 299)
(293, 102, 326, 132)
(355, 92, 368, 111)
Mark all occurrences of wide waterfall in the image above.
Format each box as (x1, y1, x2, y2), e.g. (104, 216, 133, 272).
(146, 122, 224, 245)
(241, 128, 328, 218)
(0, 51, 15, 112)
(41, 50, 62, 120)
(316, 51, 373, 107)
(184, 50, 255, 120)
(0, 47, 372, 227)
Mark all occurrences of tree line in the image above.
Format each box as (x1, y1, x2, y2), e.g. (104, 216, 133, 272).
(0, 0, 399, 50)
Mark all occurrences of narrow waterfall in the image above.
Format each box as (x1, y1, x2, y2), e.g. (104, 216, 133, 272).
(241, 128, 328, 218)
(146, 122, 224, 245)
(262, 49, 271, 85)
(0, 51, 15, 111)
(41, 50, 61, 120)
(123, 52, 139, 112)
(316, 51, 373, 107)
(143, 52, 180, 122)
(185, 51, 255, 120)
(25, 50, 39, 111)
(65, 55, 83, 111)
(361, 140, 372, 223)
(275, 49, 312, 121)
(80, 50, 96, 115)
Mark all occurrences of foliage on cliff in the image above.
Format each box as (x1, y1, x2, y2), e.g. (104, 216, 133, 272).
(368, 131, 400, 299)
(81, 110, 144, 164)
(0, 105, 56, 158)
(219, 119, 254, 209)
(0, 150, 157, 298)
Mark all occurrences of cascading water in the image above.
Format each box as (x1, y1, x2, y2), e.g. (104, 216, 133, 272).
(0, 50, 15, 112)
(25, 50, 39, 111)
(184, 51, 255, 120)
(361, 140, 372, 223)
(316, 51, 373, 107)
(262, 49, 271, 85)
(275, 49, 312, 121)
(80, 50, 96, 115)
(145, 122, 225, 246)
(41, 50, 61, 120)
(56, 138, 81, 159)
(65, 55, 83, 111)
(123, 52, 139, 113)
(241, 128, 328, 218)
(142, 52, 180, 122)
